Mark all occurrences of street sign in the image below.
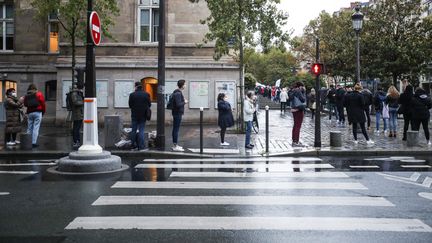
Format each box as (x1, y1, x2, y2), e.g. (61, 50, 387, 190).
(89, 11, 101, 46)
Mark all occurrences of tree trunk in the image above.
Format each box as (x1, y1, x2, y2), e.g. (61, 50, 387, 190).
(237, 0, 244, 132)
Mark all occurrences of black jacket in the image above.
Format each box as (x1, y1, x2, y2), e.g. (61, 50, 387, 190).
(344, 91, 366, 123)
(398, 86, 414, 116)
(128, 88, 151, 122)
(336, 88, 346, 106)
(385, 95, 399, 108)
(361, 89, 373, 107)
(411, 90, 432, 120)
(171, 89, 185, 115)
(373, 91, 387, 111)
(327, 88, 337, 104)
(217, 100, 234, 128)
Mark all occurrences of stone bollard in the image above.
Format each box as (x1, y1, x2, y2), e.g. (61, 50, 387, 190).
(19, 133, 32, 150)
(330, 131, 342, 147)
(104, 115, 122, 149)
(406, 131, 419, 147)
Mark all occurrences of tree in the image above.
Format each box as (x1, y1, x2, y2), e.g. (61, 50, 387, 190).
(31, 0, 119, 84)
(363, 0, 432, 87)
(189, 0, 288, 129)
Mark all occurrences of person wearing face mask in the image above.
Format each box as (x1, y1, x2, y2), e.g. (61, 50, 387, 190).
(288, 82, 306, 147)
(171, 79, 188, 152)
(4, 88, 23, 146)
(217, 93, 234, 146)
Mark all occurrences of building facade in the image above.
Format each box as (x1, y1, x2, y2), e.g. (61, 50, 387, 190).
(0, 0, 240, 125)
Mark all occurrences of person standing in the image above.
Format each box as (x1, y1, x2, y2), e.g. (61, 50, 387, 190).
(24, 84, 46, 148)
(308, 88, 316, 120)
(410, 87, 432, 146)
(4, 88, 23, 146)
(217, 93, 234, 146)
(385, 86, 400, 138)
(344, 84, 374, 145)
(373, 87, 388, 134)
(398, 84, 414, 141)
(171, 79, 188, 152)
(280, 88, 288, 113)
(335, 85, 346, 126)
(69, 84, 84, 148)
(128, 82, 151, 151)
(327, 85, 338, 121)
(361, 88, 373, 130)
(244, 91, 255, 149)
(289, 82, 306, 147)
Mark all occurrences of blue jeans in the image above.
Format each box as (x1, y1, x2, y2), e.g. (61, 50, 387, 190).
(172, 114, 182, 144)
(375, 111, 388, 131)
(131, 118, 145, 149)
(245, 121, 252, 146)
(27, 112, 42, 145)
(388, 108, 398, 133)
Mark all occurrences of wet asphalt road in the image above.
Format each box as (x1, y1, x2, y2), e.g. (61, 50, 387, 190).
(0, 156, 432, 243)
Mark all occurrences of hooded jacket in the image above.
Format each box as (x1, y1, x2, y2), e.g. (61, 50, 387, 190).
(411, 89, 432, 120)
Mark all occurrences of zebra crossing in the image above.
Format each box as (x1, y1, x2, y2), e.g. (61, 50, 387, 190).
(65, 157, 432, 234)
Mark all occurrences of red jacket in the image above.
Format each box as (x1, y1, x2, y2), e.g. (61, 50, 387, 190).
(24, 91, 46, 114)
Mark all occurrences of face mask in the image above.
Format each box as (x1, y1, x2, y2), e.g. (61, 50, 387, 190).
(11, 92, 17, 97)
(224, 97, 228, 101)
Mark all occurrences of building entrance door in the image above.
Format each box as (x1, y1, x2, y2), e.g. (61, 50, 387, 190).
(141, 77, 158, 102)
(0, 80, 17, 122)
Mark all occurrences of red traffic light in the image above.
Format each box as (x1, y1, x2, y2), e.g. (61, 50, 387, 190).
(311, 63, 324, 75)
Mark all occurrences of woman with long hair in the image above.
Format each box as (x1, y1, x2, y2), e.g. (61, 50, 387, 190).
(217, 93, 234, 146)
(398, 84, 413, 141)
(385, 85, 400, 137)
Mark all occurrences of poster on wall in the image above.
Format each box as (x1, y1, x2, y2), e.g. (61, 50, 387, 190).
(62, 80, 108, 108)
(215, 81, 236, 108)
(189, 81, 209, 109)
(114, 80, 134, 108)
(165, 81, 178, 108)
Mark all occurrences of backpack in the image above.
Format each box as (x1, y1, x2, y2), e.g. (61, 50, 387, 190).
(25, 93, 40, 108)
(66, 92, 73, 111)
(166, 91, 176, 110)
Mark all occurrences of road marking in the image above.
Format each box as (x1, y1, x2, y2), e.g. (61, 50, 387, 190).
(400, 165, 431, 168)
(169, 171, 349, 178)
(379, 176, 431, 188)
(92, 196, 394, 207)
(188, 148, 240, 154)
(390, 157, 415, 161)
(377, 172, 421, 182)
(112, 181, 367, 190)
(65, 217, 432, 232)
(422, 177, 432, 187)
(400, 160, 426, 163)
(142, 157, 322, 163)
(410, 172, 422, 181)
(0, 171, 39, 175)
(0, 163, 57, 166)
(364, 158, 392, 161)
(0, 192, 10, 196)
(349, 165, 380, 169)
(418, 192, 432, 201)
(135, 163, 334, 169)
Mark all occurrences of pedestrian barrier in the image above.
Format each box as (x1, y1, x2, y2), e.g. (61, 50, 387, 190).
(330, 131, 342, 147)
(406, 131, 419, 147)
(19, 133, 32, 150)
(104, 115, 122, 149)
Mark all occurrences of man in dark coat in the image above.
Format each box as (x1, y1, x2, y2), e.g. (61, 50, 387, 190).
(128, 82, 151, 150)
(171, 79, 188, 152)
(344, 84, 374, 145)
(335, 85, 346, 126)
(327, 85, 338, 121)
(410, 87, 432, 146)
(217, 93, 234, 146)
(69, 84, 84, 148)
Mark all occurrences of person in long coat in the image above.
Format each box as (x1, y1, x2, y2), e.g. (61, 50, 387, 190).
(398, 84, 413, 141)
(4, 88, 23, 146)
(410, 87, 432, 146)
(217, 93, 234, 146)
(344, 84, 374, 145)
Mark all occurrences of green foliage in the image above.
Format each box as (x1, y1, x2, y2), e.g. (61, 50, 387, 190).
(244, 72, 257, 89)
(189, 0, 288, 60)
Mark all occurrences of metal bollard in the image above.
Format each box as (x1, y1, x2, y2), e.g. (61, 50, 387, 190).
(265, 105, 269, 153)
(330, 131, 342, 147)
(20, 133, 32, 150)
(406, 130, 419, 147)
(200, 107, 203, 154)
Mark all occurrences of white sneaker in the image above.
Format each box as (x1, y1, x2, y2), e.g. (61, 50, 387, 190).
(220, 142, 230, 146)
(428, 140, 431, 146)
(353, 140, 358, 145)
(14, 140, 20, 144)
(375, 130, 380, 134)
(366, 140, 375, 145)
(172, 145, 185, 152)
(6, 142, 16, 146)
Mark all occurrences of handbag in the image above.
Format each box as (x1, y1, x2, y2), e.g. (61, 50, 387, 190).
(311, 102, 316, 110)
(146, 108, 151, 121)
(382, 104, 390, 119)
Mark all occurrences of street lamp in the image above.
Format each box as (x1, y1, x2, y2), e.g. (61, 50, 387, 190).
(352, 5, 364, 84)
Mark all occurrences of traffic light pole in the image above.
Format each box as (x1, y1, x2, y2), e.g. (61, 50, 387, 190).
(156, 0, 166, 149)
(314, 38, 321, 148)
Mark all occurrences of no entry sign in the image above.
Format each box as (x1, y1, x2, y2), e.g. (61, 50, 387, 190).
(89, 11, 101, 46)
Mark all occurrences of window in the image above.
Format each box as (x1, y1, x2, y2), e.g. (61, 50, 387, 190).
(45, 80, 57, 101)
(138, 0, 159, 43)
(48, 12, 59, 53)
(0, 4, 14, 51)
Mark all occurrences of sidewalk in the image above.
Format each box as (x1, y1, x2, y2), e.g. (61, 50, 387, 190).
(0, 109, 430, 158)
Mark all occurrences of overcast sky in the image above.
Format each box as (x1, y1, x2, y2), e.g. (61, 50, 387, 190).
(279, 0, 366, 36)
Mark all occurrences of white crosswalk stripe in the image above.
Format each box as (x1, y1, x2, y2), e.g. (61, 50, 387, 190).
(65, 157, 432, 234)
